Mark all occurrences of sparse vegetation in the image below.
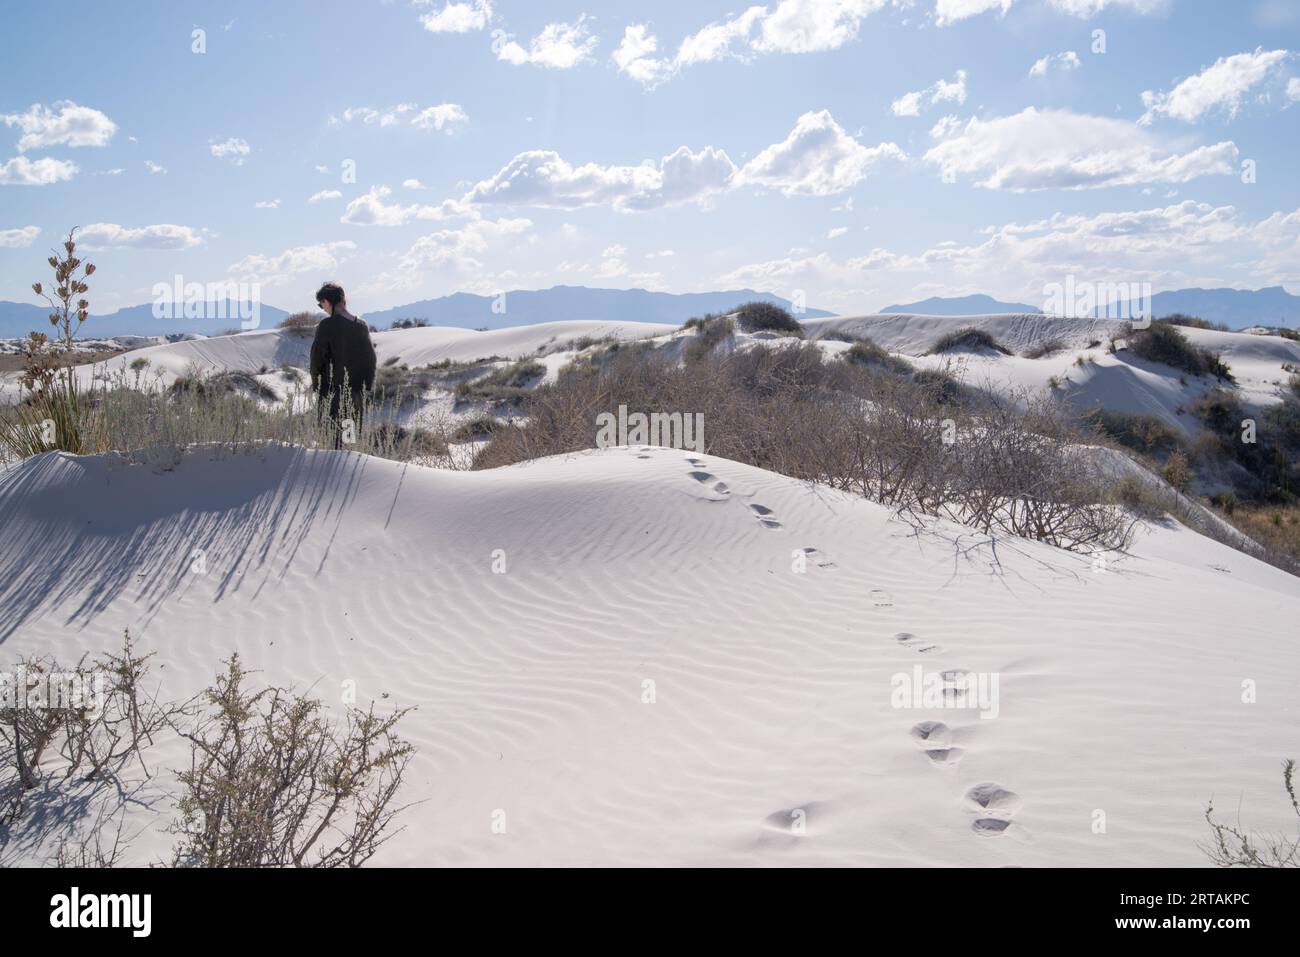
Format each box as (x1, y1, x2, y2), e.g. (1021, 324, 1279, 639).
(733, 301, 803, 337)
(389, 318, 430, 329)
(278, 311, 322, 333)
(454, 358, 546, 405)
(1022, 337, 1066, 359)
(927, 327, 1012, 356)
(683, 315, 735, 363)
(843, 338, 913, 376)
(1203, 759, 1299, 868)
(1126, 320, 1234, 381)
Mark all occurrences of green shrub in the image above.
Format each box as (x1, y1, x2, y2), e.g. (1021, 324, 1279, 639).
(1127, 321, 1234, 381)
(844, 339, 912, 376)
(734, 301, 803, 337)
(927, 327, 1012, 356)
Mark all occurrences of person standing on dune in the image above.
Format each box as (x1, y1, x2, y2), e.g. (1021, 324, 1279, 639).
(310, 282, 376, 449)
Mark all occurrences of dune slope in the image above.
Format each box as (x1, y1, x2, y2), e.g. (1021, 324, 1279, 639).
(0, 445, 1296, 866)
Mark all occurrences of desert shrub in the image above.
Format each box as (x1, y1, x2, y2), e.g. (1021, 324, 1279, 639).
(683, 316, 735, 363)
(1127, 321, 1234, 381)
(170, 654, 414, 868)
(1203, 759, 1298, 868)
(734, 301, 803, 337)
(455, 359, 546, 405)
(1210, 490, 1238, 515)
(1085, 408, 1184, 457)
(475, 344, 1134, 552)
(844, 338, 913, 376)
(911, 367, 964, 404)
(451, 414, 503, 442)
(1288, 373, 1300, 398)
(1111, 474, 1170, 521)
(1022, 337, 1066, 359)
(1161, 448, 1193, 493)
(1, 630, 185, 824)
(368, 423, 448, 460)
(389, 318, 429, 329)
(279, 312, 321, 333)
(1161, 313, 1230, 332)
(927, 327, 1012, 356)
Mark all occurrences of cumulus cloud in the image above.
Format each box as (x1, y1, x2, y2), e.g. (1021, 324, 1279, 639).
(209, 137, 251, 164)
(1028, 51, 1080, 76)
(614, 1, 889, 88)
(923, 107, 1237, 190)
(891, 70, 968, 116)
(228, 241, 356, 286)
(308, 189, 343, 203)
(254, 199, 281, 209)
(77, 223, 205, 250)
(1290, 77, 1300, 100)
(738, 110, 906, 196)
(340, 185, 475, 225)
(464, 145, 738, 211)
(0, 156, 78, 185)
(1, 101, 117, 151)
(145, 160, 167, 174)
(1139, 48, 1293, 124)
(936, 0, 1168, 26)
(332, 102, 468, 132)
(496, 17, 598, 69)
(718, 199, 1299, 312)
(376, 218, 534, 291)
(418, 0, 493, 33)
(0, 225, 40, 248)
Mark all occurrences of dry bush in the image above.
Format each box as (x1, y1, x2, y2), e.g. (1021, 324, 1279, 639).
(1127, 320, 1233, 381)
(170, 654, 415, 868)
(927, 327, 1012, 356)
(1, 630, 184, 825)
(278, 311, 322, 333)
(843, 338, 913, 376)
(1203, 759, 1299, 868)
(734, 301, 803, 336)
(683, 316, 734, 362)
(1022, 337, 1066, 359)
(475, 344, 1135, 552)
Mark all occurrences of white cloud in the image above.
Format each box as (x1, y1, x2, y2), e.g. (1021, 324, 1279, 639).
(647, 249, 676, 258)
(77, 223, 205, 250)
(827, 226, 850, 239)
(340, 185, 474, 225)
(718, 198, 1298, 312)
(376, 218, 533, 291)
(331, 102, 467, 132)
(935, 0, 1167, 26)
(228, 241, 356, 286)
(412, 103, 469, 132)
(614, 1, 889, 88)
(210, 137, 251, 164)
(1029, 50, 1080, 77)
(0, 225, 40, 248)
(1290, 77, 1300, 101)
(309, 189, 343, 203)
(98, 168, 125, 176)
(923, 107, 1237, 190)
(738, 110, 906, 196)
(465, 145, 738, 211)
(403, 179, 427, 189)
(930, 114, 961, 138)
(145, 160, 167, 174)
(418, 0, 493, 33)
(314, 164, 330, 173)
(496, 17, 598, 69)
(1, 101, 117, 151)
(891, 69, 967, 116)
(0, 156, 78, 185)
(254, 199, 281, 209)
(1139, 48, 1293, 124)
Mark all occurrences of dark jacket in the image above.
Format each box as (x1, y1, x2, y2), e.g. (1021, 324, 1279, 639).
(310, 311, 376, 403)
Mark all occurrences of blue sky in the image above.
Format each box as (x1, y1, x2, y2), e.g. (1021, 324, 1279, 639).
(2, 0, 1299, 317)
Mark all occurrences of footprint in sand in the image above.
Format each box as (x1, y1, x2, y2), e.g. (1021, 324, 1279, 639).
(894, 631, 941, 654)
(911, 720, 964, 766)
(799, 546, 837, 569)
(965, 782, 1022, 835)
(748, 503, 782, 529)
(688, 470, 730, 497)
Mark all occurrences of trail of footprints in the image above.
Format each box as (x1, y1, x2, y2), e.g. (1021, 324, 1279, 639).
(682, 455, 788, 532)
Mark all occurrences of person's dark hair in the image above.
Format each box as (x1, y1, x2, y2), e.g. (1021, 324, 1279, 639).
(316, 282, 345, 308)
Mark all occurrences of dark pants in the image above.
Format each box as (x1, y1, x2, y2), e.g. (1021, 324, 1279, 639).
(318, 388, 366, 450)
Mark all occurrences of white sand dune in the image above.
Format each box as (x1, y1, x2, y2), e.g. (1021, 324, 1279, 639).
(1, 444, 1296, 866)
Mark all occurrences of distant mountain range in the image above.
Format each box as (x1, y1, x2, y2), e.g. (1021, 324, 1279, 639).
(881, 287, 1300, 329)
(4, 284, 1298, 339)
(362, 286, 833, 330)
(0, 286, 829, 338)
(0, 300, 290, 339)
(882, 294, 1042, 315)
